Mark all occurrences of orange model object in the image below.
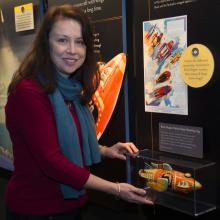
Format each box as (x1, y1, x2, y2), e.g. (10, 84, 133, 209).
(139, 162, 202, 193)
(92, 53, 126, 140)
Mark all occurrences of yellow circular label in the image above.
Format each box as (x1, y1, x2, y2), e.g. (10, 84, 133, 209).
(179, 44, 214, 88)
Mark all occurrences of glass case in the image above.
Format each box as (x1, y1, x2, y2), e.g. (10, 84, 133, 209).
(126, 149, 216, 216)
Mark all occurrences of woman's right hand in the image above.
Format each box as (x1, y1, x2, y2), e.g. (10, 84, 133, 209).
(84, 174, 154, 205)
(115, 182, 154, 205)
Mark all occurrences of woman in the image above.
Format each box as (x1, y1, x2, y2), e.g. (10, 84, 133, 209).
(5, 4, 153, 220)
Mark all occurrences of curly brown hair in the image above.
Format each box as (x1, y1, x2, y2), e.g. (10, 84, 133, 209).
(8, 4, 100, 105)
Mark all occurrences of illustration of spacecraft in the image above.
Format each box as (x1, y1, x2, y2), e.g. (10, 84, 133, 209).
(155, 71, 171, 84)
(91, 53, 126, 139)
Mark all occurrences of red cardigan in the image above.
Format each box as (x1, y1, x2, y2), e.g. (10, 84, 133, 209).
(5, 79, 90, 215)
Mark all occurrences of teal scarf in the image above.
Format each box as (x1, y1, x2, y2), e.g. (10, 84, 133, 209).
(49, 73, 101, 199)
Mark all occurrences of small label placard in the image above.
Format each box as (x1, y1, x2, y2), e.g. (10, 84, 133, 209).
(14, 3, 34, 32)
(159, 122, 203, 158)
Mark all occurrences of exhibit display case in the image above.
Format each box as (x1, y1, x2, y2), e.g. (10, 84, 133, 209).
(126, 149, 216, 216)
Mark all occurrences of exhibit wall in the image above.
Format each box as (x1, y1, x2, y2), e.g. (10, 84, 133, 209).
(0, 1, 42, 219)
(127, 0, 220, 218)
(0, 0, 40, 170)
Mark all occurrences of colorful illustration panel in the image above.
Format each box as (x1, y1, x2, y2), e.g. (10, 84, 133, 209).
(143, 15, 188, 115)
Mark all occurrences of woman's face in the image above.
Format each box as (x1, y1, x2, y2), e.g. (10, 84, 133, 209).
(49, 18, 86, 76)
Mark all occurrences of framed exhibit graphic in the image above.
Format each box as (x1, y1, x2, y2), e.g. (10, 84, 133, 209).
(143, 15, 188, 115)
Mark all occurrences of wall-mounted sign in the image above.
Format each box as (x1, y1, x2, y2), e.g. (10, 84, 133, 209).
(179, 44, 214, 88)
(14, 3, 34, 32)
(159, 122, 203, 158)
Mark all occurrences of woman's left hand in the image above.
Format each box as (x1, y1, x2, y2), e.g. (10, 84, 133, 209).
(100, 142, 139, 160)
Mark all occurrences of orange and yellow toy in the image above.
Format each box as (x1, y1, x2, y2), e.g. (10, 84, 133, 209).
(139, 162, 202, 193)
(91, 53, 126, 139)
